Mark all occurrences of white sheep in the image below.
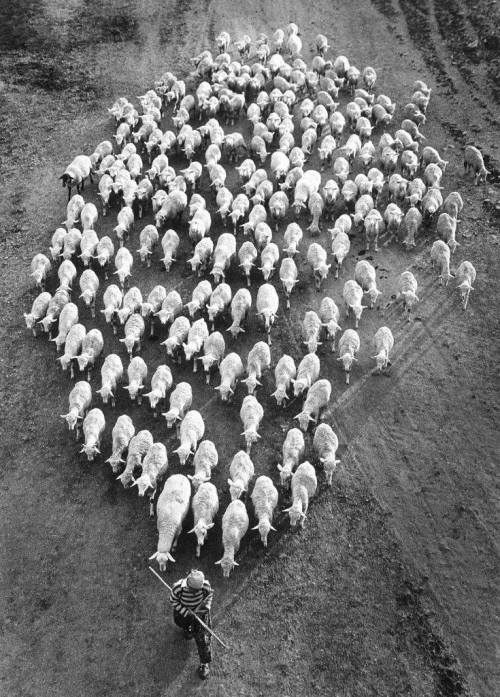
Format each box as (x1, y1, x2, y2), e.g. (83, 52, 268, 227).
(186, 280, 212, 318)
(397, 271, 419, 313)
(60, 155, 93, 200)
(279, 257, 298, 309)
(76, 328, 104, 379)
(256, 283, 279, 345)
(101, 284, 123, 333)
(402, 207, 423, 250)
(228, 288, 251, 338)
(343, 279, 367, 328)
(133, 442, 169, 517)
(228, 450, 255, 500)
(354, 260, 381, 308)
(58, 323, 86, 377)
(160, 228, 180, 271)
(60, 228, 82, 261)
(80, 408, 105, 462)
(94, 235, 114, 276)
(251, 476, 279, 547)
(114, 205, 135, 247)
(188, 482, 219, 557)
(50, 228, 68, 261)
(436, 213, 460, 254)
(155, 289, 182, 327)
(330, 229, 350, 279)
(38, 289, 70, 337)
(207, 283, 232, 329)
(238, 241, 258, 286)
(161, 316, 191, 362)
(50, 302, 79, 352)
(57, 259, 77, 294)
(277, 427, 305, 487)
(215, 352, 244, 402)
(318, 296, 341, 351)
(241, 202, 267, 236)
(79, 269, 99, 318)
(293, 352, 320, 396)
(189, 208, 212, 247)
(282, 223, 303, 258)
(283, 461, 317, 527)
(313, 424, 340, 486)
(136, 224, 159, 267)
(60, 380, 92, 438)
(97, 353, 123, 407)
(80, 202, 98, 232)
(124, 355, 148, 404)
(443, 191, 464, 220)
(188, 237, 214, 277)
(215, 187, 233, 226)
(141, 285, 167, 334)
(430, 240, 454, 286)
(183, 318, 209, 368)
(455, 261, 476, 310)
(338, 329, 360, 384)
(64, 194, 85, 229)
(105, 414, 135, 473)
(240, 395, 264, 453)
(271, 354, 296, 407)
(120, 313, 145, 358)
(24, 291, 51, 336)
(199, 331, 225, 384)
(162, 382, 193, 429)
(144, 364, 173, 415)
(118, 286, 143, 326)
(215, 499, 249, 577)
(174, 410, 205, 466)
(117, 429, 154, 487)
(211, 233, 236, 284)
(78, 229, 99, 267)
(149, 474, 191, 569)
(229, 194, 250, 233)
(114, 247, 133, 288)
(242, 341, 271, 395)
(302, 311, 323, 353)
(373, 326, 394, 373)
(307, 242, 331, 290)
(294, 379, 332, 432)
(188, 440, 219, 491)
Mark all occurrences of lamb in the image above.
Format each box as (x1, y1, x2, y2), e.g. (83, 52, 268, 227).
(210, 233, 236, 284)
(60, 155, 93, 200)
(402, 207, 423, 250)
(215, 352, 244, 402)
(251, 476, 279, 547)
(277, 427, 305, 487)
(38, 288, 70, 336)
(101, 284, 123, 333)
(123, 355, 148, 403)
(337, 329, 360, 384)
(464, 145, 489, 184)
(188, 440, 219, 491)
(443, 191, 464, 220)
(64, 194, 85, 229)
(174, 410, 205, 466)
(436, 213, 460, 254)
(397, 271, 420, 313)
(183, 318, 209, 368)
(114, 206, 135, 247)
(160, 228, 180, 272)
(133, 442, 169, 516)
(355, 260, 381, 308)
(319, 296, 341, 351)
(114, 247, 133, 288)
(60, 380, 92, 438)
(228, 450, 255, 500)
(228, 288, 251, 338)
(294, 379, 332, 432)
(238, 240, 258, 286)
(49, 302, 78, 353)
(144, 364, 172, 415)
(24, 291, 51, 336)
(241, 341, 270, 396)
(162, 382, 192, 429)
(161, 316, 191, 362)
(271, 354, 297, 407)
(96, 353, 123, 407)
(373, 326, 394, 373)
(430, 240, 454, 286)
(215, 499, 249, 577)
(283, 461, 317, 528)
(61, 228, 82, 261)
(80, 408, 105, 462)
(94, 236, 114, 276)
(330, 229, 351, 278)
(279, 257, 299, 309)
(188, 482, 219, 557)
(155, 290, 182, 328)
(30, 253, 51, 291)
(149, 474, 191, 569)
(105, 414, 135, 473)
(293, 352, 320, 396)
(313, 424, 340, 486)
(256, 283, 279, 345)
(455, 261, 476, 310)
(75, 328, 104, 379)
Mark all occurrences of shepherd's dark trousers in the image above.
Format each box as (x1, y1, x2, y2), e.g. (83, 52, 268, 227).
(173, 609, 212, 664)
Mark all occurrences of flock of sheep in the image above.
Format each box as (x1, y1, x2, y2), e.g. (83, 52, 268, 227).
(24, 24, 483, 578)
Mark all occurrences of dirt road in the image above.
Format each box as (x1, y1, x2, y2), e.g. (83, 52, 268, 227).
(1, 1, 499, 696)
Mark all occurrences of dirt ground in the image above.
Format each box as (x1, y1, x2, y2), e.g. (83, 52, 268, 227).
(0, 1, 499, 696)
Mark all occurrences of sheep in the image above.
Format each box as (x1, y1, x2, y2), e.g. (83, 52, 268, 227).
(57, 259, 77, 295)
(49, 228, 67, 261)
(436, 213, 460, 254)
(38, 288, 70, 337)
(293, 352, 320, 397)
(214, 187, 233, 228)
(75, 328, 104, 380)
(430, 240, 454, 286)
(64, 194, 85, 229)
(228, 288, 252, 338)
(423, 163, 444, 190)
(174, 410, 205, 466)
(76, 269, 98, 319)
(292, 171, 321, 215)
(24, 292, 51, 336)
(330, 229, 351, 278)
(101, 284, 122, 334)
(30, 253, 51, 291)
(420, 146, 448, 172)
(47, 301, 78, 353)
(155, 190, 187, 228)
(114, 247, 133, 288)
(154, 290, 182, 330)
(367, 168, 385, 202)
(397, 271, 419, 313)
(294, 379, 332, 432)
(141, 285, 167, 337)
(358, 141, 376, 171)
(402, 207, 423, 250)
(94, 236, 114, 277)
(78, 230, 99, 269)
(149, 474, 191, 569)
(271, 354, 297, 407)
(388, 173, 408, 203)
(187, 237, 214, 278)
(361, 208, 384, 254)
(306, 242, 330, 291)
(215, 352, 244, 402)
(259, 242, 280, 282)
(105, 414, 135, 473)
(215, 499, 249, 577)
(337, 329, 360, 385)
(354, 260, 381, 308)
(162, 382, 192, 430)
(301, 310, 322, 354)
(116, 428, 154, 486)
(313, 424, 340, 486)
(228, 450, 255, 501)
(57, 324, 86, 376)
(240, 341, 270, 396)
(183, 318, 209, 369)
(188, 440, 219, 492)
(122, 355, 148, 404)
(96, 353, 123, 407)
(210, 233, 236, 285)
(80, 408, 105, 462)
(60, 380, 92, 438)
(403, 103, 426, 126)
(455, 261, 476, 310)
(135, 225, 159, 268)
(188, 482, 219, 558)
(343, 279, 366, 328)
(60, 155, 93, 200)
(421, 187, 443, 220)
(194, 331, 224, 385)
(60, 228, 82, 262)
(250, 476, 279, 547)
(238, 240, 258, 286)
(281, 223, 302, 259)
(256, 283, 279, 345)
(283, 461, 317, 527)
(206, 283, 231, 330)
(352, 194, 374, 228)
(319, 296, 341, 351)
(279, 257, 299, 309)
(144, 364, 173, 416)
(136, 177, 154, 218)
(401, 150, 419, 179)
(119, 313, 145, 359)
(277, 427, 305, 487)
(161, 316, 190, 363)
(113, 206, 134, 247)
(133, 442, 169, 517)
(373, 326, 394, 373)
(79, 203, 98, 233)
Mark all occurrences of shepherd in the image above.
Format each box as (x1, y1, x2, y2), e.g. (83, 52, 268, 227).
(169, 569, 214, 680)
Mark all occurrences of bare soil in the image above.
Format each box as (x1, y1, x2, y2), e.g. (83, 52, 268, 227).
(0, 1, 499, 696)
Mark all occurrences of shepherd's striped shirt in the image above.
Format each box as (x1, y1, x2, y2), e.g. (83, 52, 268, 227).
(169, 578, 213, 617)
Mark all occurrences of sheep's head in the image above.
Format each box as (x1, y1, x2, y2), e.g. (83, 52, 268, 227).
(189, 520, 214, 553)
(149, 550, 175, 571)
(277, 463, 292, 487)
(174, 443, 193, 466)
(215, 555, 238, 578)
(80, 442, 100, 462)
(132, 473, 153, 497)
(252, 519, 276, 547)
(294, 411, 313, 432)
(338, 352, 357, 383)
(162, 408, 180, 429)
(283, 500, 305, 527)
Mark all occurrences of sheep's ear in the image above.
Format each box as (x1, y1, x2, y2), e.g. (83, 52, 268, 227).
(282, 507, 291, 513)
(251, 524, 260, 530)
(214, 559, 222, 565)
(187, 528, 196, 534)
(227, 478, 234, 486)
(207, 523, 215, 530)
